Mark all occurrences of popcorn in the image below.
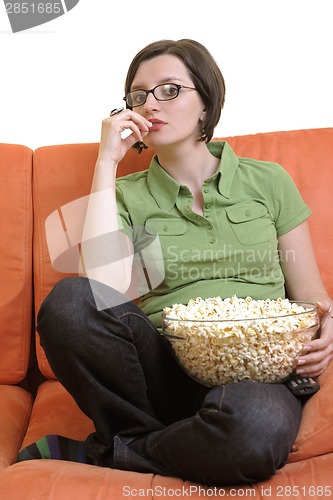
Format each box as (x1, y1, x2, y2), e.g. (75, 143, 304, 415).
(162, 295, 319, 385)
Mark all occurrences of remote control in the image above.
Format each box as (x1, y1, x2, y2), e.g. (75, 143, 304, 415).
(286, 376, 320, 396)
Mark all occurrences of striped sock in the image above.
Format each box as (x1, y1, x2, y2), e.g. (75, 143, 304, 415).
(16, 435, 96, 464)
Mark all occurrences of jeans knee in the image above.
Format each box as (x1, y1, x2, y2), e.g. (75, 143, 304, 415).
(197, 382, 301, 482)
(37, 277, 92, 345)
(39, 276, 89, 315)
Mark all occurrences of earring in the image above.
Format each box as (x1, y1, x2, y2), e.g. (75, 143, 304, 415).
(200, 126, 207, 142)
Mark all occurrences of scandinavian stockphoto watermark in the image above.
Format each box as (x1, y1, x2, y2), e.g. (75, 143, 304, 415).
(3, 0, 80, 33)
(164, 244, 295, 282)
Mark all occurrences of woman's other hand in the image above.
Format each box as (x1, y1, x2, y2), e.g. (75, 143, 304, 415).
(297, 301, 333, 377)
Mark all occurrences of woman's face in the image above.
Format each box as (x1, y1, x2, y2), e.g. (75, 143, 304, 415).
(130, 54, 206, 151)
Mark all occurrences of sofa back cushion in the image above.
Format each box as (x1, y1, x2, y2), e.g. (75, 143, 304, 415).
(224, 128, 333, 297)
(33, 144, 154, 378)
(33, 128, 333, 379)
(0, 144, 33, 384)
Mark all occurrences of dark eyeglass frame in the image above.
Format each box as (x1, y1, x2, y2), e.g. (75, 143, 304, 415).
(123, 83, 197, 108)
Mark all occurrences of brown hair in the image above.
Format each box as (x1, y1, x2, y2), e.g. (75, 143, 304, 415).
(124, 39, 226, 153)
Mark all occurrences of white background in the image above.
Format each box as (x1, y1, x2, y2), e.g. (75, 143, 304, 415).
(0, 0, 332, 149)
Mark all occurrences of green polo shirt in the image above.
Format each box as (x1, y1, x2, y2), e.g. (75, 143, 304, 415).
(116, 142, 311, 329)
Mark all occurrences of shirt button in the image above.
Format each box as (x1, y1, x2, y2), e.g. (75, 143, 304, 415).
(163, 225, 168, 232)
(185, 206, 190, 212)
(203, 188, 209, 193)
(245, 209, 251, 217)
(210, 238, 215, 244)
(208, 224, 213, 230)
(205, 203, 211, 209)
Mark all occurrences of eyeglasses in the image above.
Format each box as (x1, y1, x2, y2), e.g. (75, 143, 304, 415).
(123, 83, 197, 108)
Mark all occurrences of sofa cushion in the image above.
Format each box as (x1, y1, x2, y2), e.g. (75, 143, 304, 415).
(0, 461, 155, 500)
(225, 128, 333, 461)
(0, 385, 32, 471)
(0, 144, 33, 384)
(288, 361, 333, 462)
(1, 452, 333, 499)
(21, 380, 94, 448)
(223, 128, 333, 297)
(33, 144, 155, 379)
(33, 144, 99, 378)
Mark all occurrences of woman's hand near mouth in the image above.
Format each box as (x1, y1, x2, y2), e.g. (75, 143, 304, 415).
(98, 109, 152, 165)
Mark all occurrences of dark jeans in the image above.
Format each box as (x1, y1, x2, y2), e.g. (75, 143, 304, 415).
(37, 277, 302, 486)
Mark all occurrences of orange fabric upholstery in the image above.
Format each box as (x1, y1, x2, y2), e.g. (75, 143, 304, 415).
(33, 144, 98, 379)
(0, 386, 32, 472)
(0, 144, 33, 384)
(288, 361, 333, 463)
(0, 144, 34, 475)
(33, 144, 156, 379)
(220, 128, 333, 297)
(21, 380, 94, 448)
(0, 462, 156, 500)
(0, 453, 332, 499)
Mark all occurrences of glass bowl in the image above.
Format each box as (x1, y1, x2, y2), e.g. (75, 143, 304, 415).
(162, 301, 319, 386)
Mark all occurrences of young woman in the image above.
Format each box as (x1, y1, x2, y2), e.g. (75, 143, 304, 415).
(17, 39, 333, 486)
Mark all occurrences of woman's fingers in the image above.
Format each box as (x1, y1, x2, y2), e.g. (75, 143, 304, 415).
(98, 110, 151, 163)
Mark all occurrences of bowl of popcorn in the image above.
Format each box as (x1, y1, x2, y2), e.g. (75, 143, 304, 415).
(162, 296, 320, 386)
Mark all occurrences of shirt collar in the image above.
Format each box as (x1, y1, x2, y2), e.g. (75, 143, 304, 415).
(209, 141, 239, 199)
(147, 141, 239, 210)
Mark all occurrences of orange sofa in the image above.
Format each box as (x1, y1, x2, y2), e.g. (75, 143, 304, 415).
(0, 128, 332, 499)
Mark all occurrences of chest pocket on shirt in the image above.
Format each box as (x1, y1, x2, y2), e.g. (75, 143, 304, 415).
(144, 219, 187, 259)
(226, 203, 274, 245)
